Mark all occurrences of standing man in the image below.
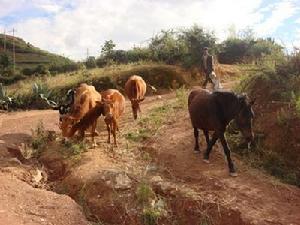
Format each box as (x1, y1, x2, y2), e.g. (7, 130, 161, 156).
(201, 47, 214, 88)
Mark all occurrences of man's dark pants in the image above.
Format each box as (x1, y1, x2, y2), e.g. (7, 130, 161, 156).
(202, 71, 212, 88)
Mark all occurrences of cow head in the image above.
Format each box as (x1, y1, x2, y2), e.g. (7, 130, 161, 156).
(97, 98, 114, 120)
(131, 98, 144, 120)
(235, 94, 255, 146)
(59, 114, 77, 137)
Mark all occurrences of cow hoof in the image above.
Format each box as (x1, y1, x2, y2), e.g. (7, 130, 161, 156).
(203, 159, 210, 164)
(230, 172, 238, 177)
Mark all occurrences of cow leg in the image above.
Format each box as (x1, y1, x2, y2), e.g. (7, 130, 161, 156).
(91, 120, 97, 147)
(220, 134, 237, 176)
(112, 118, 118, 147)
(193, 127, 200, 153)
(78, 129, 85, 141)
(106, 123, 111, 144)
(203, 131, 218, 163)
(203, 130, 210, 146)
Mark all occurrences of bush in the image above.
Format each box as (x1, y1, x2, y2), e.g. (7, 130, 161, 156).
(85, 56, 97, 69)
(35, 64, 49, 75)
(22, 67, 35, 76)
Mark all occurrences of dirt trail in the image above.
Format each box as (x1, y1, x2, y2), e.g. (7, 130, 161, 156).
(0, 79, 300, 225)
(147, 110, 300, 225)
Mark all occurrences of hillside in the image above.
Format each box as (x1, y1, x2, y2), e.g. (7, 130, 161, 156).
(0, 34, 74, 70)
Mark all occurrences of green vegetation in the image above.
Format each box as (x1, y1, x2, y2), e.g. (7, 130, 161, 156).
(30, 121, 56, 157)
(136, 183, 156, 205)
(0, 34, 79, 84)
(230, 51, 300, 186)
(136, 183, 167, 225)
(125, 86, 188, 143)
(61, 140, 87, 156)
(7, 63, 186, 109)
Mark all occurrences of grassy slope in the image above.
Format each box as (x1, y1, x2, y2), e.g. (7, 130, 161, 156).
(0, 34, 73, 69)
(228, 64, 300, 186)
(6, 63, 190, 108)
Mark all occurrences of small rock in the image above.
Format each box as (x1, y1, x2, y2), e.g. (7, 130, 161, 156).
(146, 164, 158, 173)
(114, 173, 132, 190)
(150, 176, 163, 183)
(157, 95, 162, 99)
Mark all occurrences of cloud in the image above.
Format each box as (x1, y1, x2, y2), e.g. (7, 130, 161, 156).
(1, 0, 299, 59)
(255, 0, 298, 36)
(0, 0, 26, 18)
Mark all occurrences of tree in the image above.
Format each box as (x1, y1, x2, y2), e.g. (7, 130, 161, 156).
(0, 53, 12, 70)
(179, 25, 217, 68)
(86, 56, 97, 69)
(101, 40, 116, 57)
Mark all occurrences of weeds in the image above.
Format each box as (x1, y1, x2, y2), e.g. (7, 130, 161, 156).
(60, 139, 87, 164)
(226, 131, 300, 187)
(125, 87, 188, 143)
(31, 121, 51, 156)
(136, 183, 167, 225)
(175, 86, 188, 109)
(136, 183, 155, 205)
(295, 96, 300, 116)
(276, 108, 292, 127)
(124, 102, 173, 142)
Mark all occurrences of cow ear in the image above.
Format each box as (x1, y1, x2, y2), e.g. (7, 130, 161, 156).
(238, 95, 246, 104)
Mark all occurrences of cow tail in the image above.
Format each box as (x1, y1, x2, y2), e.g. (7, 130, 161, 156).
(131, 79, 138, 100)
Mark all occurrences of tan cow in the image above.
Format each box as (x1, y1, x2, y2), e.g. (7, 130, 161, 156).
(69, 89, 125, 146)
(59, 83, 101, 145)
(125, 75, 146, 120)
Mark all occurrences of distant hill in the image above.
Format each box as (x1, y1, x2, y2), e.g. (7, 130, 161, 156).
(0, 34, 74, 70)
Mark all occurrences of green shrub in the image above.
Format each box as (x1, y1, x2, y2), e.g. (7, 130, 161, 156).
(276, 108, 292, 127)
(30, 121, 53, 156)
(136, 183, 155, 205)
(295, 95, 300, 117)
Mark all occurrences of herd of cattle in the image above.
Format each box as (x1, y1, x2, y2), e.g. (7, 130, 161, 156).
(53, 74, 255, 176)
(54, 75, 146, 147)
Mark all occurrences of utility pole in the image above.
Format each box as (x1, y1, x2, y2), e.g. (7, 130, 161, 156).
(86, 48, 89, 60)
(9, 28, 17, 74)
(3, 29, 6, 51)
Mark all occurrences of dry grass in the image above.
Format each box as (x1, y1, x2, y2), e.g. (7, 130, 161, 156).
(6, 62, 166, 96)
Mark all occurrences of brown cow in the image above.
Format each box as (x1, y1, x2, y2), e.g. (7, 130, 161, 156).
(69, 89, 125, 146)
(188, 88, 255, 176)
(125, 75, 146, 120)
(59, 83, 101, 146)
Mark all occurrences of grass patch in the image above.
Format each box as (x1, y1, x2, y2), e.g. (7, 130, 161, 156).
(226, 130, 300, 187)
(125, 87, 188, 143)
(58, 139, 88, 164)
(30, 121, 55, 157)
(136, 183, 156, 205)
(6, 63, 186, 109)
(136, 182, 167, 225)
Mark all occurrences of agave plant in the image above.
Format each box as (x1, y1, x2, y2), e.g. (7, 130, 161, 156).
(32, 82, 58, 108)
(0, 83, 13, 110)
(32, 82, 52, 99)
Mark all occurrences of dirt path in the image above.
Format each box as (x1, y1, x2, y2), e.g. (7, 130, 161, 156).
(0, 80, 300, 225)
(147, 109, 300, 225)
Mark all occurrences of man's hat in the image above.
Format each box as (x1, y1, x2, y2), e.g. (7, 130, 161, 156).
(203, 47, 208, 50)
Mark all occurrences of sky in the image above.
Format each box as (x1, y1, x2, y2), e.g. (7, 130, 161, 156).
(0, 0, 300, 60)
